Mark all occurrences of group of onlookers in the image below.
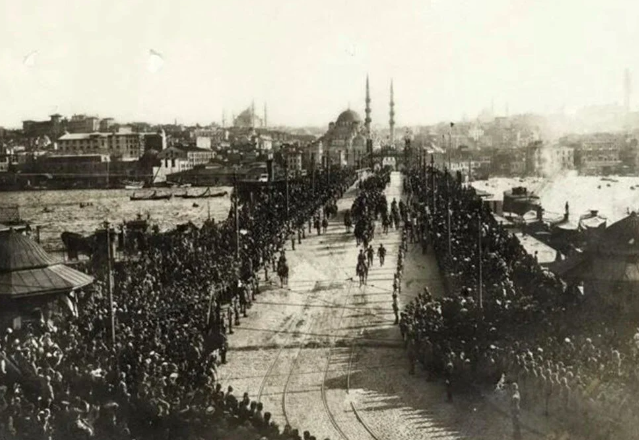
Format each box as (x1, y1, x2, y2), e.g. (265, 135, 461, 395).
(0, 169, 357, 440)
(398, 166, 639, 439)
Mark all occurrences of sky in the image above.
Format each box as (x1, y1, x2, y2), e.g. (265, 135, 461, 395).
(1, 0, 638, 128)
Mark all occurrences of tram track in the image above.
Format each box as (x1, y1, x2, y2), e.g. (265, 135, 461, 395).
(319, 279, 355, 440)
(248, 178, 388, 439)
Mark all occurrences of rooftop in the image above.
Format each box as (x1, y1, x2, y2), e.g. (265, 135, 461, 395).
(0, 231, 94, 297)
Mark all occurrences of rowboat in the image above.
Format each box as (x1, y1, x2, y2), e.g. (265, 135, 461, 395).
(123, 181, 144, 190)
(177, 188, 228, 199)
(130, 191, 172, 201)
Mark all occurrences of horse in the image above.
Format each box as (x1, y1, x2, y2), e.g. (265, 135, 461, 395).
(277, 260, 289, 287)
(356, 261, 368, 286)
(344, 211, 352, 233)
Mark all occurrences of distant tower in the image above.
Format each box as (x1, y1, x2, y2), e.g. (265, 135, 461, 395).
(624, 68, 632, 114)
(222, 110, 226, 128)
(389, 79, 395, 145)
(264, 103, 268, 127)
(365, 75, 372, 137)
(251, 100, 256, 129)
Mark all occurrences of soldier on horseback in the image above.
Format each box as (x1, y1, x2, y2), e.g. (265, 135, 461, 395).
(277, 251, 289, 287)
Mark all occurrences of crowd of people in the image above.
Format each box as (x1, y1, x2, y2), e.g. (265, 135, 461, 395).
(398, 165, 639, 439)
(0, 169, 358, 439)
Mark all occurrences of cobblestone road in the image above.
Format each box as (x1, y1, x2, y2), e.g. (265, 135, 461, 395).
(216, 172, 562, 440)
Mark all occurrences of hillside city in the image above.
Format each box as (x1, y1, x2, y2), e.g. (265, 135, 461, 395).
(2, 74, 639, 190)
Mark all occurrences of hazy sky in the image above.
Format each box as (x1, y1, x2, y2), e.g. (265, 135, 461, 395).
(1, 0, 638, 128)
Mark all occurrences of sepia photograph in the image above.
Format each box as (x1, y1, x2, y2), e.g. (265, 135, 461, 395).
(1, 0, 638, 438)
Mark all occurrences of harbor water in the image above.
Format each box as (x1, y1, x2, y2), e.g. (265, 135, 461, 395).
(0, 187, 232, 251)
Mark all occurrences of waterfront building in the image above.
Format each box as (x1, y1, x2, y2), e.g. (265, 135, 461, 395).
(22, 114, 66, 139)
(575, 134, 622, 174)
(56, 130, 165, 161)
(67, 115, 100, 133)
(99, 118, 115, 132)
(525, 143, 575, 176)
(157, 145, 215, 169)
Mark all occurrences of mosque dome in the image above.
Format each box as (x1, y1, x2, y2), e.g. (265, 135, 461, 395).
(336, 109, 362, 125)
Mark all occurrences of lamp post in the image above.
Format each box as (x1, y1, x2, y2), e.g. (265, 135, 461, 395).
(233, 171, 239, 259)
(478, 212, 483, 309)
(103, 221, 116, 349)
(285, 156, 289, 221)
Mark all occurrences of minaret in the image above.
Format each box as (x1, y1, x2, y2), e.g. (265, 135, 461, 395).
(389, 79, 395, 145)
(264, 103, 268, 127)
(251, 100, 256, 129)
(222, 110, 226, 128)
(365, 75, 372, 137)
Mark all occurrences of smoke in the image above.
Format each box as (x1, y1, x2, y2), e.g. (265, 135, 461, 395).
(536, 144, 574, 179)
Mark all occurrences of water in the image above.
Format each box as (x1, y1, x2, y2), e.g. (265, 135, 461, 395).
(0, 187, 232, 251)
(472, 173, 639, 225)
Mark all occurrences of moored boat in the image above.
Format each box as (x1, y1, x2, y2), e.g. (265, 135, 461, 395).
(130, 191, 172, 201)
(123, 181, 145, 190)
(177, 188, 227, 199)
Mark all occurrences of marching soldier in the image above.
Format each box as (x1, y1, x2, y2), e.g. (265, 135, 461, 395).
(227, 306, 234, 335)
(238, 282, 248, 317)
(219, 326, 228, 364)
(366, 245, 374, 267)
(377, 243, 386, 266)
(407, 337, 417, 375)
(392, 292, 399, 324)
(511, 382, 522, 440)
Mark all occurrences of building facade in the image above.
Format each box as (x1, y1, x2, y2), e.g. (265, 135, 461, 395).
(525, 144, 574, 176)
(22, 114, 65, 139)
(577, 136, 621, 174)
(56, 132, 146, 161)
(67, 115, 100, 133)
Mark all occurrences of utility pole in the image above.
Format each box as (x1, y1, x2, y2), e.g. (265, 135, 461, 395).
(233, 171, 239, 259)
(448, 133, 452, 171)
(104, 221, 116, 349)
(478, 213, 483, 309)
(285, 155, 290, 221)
(446, 177, 452, 255)
(431, 154, 436, 214)
(447, 200, 452, 256)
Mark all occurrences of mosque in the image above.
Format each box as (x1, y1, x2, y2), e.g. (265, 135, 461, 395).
(233, 102, 267, 128)
(320, 77, 396, 167)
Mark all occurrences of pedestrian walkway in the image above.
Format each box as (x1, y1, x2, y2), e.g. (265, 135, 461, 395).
(216, 171, 565, 439)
